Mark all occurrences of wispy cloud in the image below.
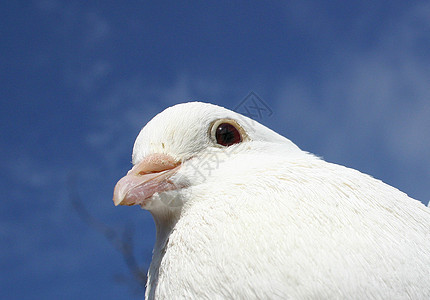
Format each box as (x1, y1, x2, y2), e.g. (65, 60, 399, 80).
(276, 2, 430, 204)
(85, 74, 228, 170)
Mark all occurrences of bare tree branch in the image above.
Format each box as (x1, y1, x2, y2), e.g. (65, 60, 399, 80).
(67, 173, 147, 295)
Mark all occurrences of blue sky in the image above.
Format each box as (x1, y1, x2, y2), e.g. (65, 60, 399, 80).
(1, 1, 429, 298)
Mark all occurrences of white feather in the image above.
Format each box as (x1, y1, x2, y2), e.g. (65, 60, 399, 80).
(127, 102, 430, 299)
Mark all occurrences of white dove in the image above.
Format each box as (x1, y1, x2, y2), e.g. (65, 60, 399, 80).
(113, 102, 430, 299)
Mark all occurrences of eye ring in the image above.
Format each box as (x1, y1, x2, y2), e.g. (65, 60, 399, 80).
(209, 119, 248, 147)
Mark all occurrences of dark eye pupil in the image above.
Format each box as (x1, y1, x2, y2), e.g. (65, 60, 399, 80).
(216, 123, 242, 146)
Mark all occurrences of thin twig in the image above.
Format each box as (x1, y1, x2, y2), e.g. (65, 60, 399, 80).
(67, 173, 147, 293)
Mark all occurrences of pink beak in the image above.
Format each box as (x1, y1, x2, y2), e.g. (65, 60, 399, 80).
(113, 153, 181, 207)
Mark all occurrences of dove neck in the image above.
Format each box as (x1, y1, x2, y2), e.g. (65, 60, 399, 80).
(146, 209, 180, 299)
(151, 208, 181, 252)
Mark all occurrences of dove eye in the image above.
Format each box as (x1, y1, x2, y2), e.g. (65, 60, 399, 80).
(216, 123, 241, 146)
(210, 119, 247, 147)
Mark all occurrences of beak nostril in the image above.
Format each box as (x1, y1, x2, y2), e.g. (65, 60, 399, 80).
(113, 154, 182, 207)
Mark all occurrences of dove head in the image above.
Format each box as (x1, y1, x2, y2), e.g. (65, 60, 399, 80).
(113, 102, 301, 216)
(132, 102, 298, 164)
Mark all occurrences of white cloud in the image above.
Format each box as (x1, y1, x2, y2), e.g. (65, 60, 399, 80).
(325, 3, 430, 164)
(76, 60, 111, 92)
(283, 1, 333, 38)
(34, 0, 112, 93)
(4, 155, 63, 190)
(276, 2, 430, 203)
(85, 74, 228, 170)
(35, 0, 110, 43)
(83, 11, 110, 46)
